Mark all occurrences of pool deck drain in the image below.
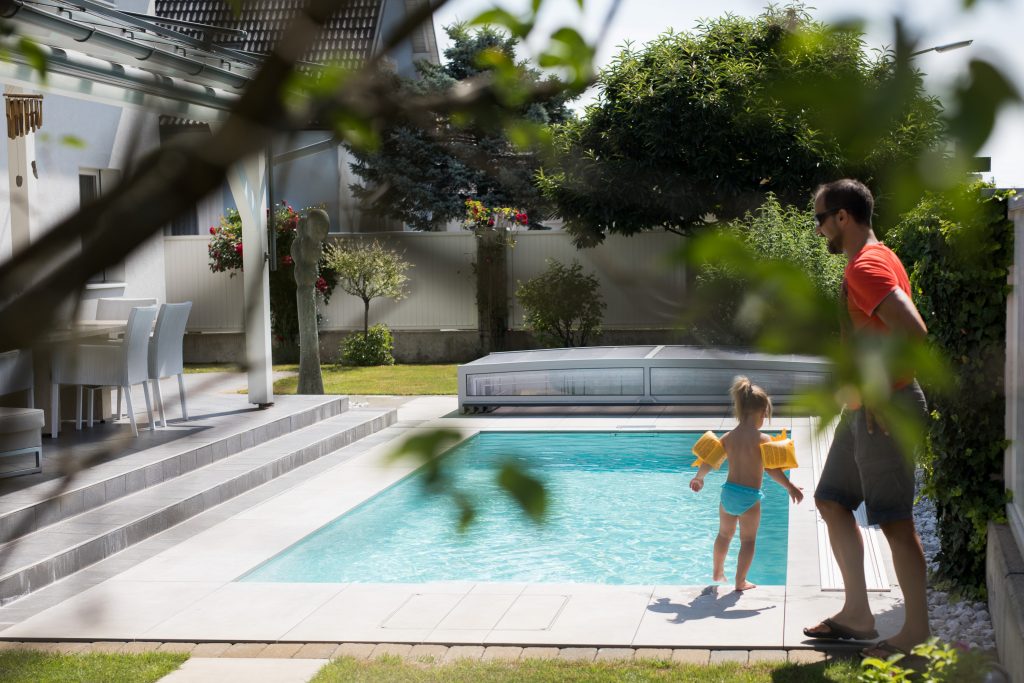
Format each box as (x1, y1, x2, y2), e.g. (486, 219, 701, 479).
(0, 398, 905, 651)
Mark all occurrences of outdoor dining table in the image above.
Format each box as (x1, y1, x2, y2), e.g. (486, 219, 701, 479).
(35, 320, 129, 437)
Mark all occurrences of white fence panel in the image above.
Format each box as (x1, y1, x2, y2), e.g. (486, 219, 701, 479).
(509, 232, 686, 329)
(321, 232, 477, 331)
(163, 231, 686, 333)
(164, 237, 243, 331)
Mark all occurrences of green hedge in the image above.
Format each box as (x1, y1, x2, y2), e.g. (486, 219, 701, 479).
(691, 194, 845, 345)
(886, 183, 1015, 596)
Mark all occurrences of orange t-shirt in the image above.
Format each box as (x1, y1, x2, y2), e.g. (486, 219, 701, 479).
(844, 243, 911, 332)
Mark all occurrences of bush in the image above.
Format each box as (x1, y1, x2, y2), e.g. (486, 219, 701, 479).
(208, 202, 339, 360)
(886, 184, 1014, 596)
(340, 324, 395, 366)
(691, 194, 845, 345)
(516, 259, 605, 347)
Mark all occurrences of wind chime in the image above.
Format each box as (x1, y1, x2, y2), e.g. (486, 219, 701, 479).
(4, 93, 43, 139)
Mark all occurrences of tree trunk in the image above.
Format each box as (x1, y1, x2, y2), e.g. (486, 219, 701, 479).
(293, 210, 329, 394)
(363, 299, 370, 337)
(476, 229, 509, 355)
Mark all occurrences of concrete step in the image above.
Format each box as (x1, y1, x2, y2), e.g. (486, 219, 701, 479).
(0, 408, 396, 605)
(0, 396, 350, 545)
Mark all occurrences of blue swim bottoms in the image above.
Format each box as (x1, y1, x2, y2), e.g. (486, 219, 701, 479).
(720, 481, 765, 516)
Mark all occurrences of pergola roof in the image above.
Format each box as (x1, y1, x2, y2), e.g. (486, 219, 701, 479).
(0, 0, 385, 121)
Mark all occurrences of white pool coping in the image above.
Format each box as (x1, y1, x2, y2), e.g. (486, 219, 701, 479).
(0, 398, 908, 648)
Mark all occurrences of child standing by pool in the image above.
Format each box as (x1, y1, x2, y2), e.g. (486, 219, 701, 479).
(689, 376, 804, 591)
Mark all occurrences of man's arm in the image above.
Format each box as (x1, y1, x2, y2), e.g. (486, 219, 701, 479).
(873, 288, 928, 339)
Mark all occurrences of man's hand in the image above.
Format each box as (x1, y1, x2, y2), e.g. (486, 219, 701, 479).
(690, 477, 704, 493)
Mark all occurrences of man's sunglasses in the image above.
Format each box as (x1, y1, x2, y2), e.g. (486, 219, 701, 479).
(814, 207, 842, 226)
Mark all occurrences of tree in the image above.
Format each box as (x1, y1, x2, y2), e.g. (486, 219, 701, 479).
(516, 259, 605, 347)
(324, 239, 411, 336)
(538, 4, 946, 247)
(349, 23, 574, 231)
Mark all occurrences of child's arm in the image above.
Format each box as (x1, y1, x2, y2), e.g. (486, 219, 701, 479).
(690, 462, 713, 492)
(766, 468, 803, 503)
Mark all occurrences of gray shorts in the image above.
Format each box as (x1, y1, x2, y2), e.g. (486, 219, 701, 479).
(814, 381, 928, 526)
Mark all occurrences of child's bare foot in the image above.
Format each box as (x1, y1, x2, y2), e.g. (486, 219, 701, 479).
(735, 580, 757, 591)
(713, 572, 726, 583)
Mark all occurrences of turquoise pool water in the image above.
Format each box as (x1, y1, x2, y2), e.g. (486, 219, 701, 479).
(242, 431, 790, 585)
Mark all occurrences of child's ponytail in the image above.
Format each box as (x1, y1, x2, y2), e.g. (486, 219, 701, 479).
(730, 375, 772, 422)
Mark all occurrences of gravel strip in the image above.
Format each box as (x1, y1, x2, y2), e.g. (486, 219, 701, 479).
(914, 475, 995, 650)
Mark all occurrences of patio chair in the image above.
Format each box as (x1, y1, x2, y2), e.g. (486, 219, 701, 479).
(148, 302, 192, 427)
(93, 297, 157, 420)
(95, 297, 158, 321)
(0, 350, 43, 477)
(52, 305, 159, 437)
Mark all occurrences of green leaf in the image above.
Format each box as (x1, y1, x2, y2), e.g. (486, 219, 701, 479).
(59, 135, 86, 149)
(469, 8, 533, 39)
(537, 27, 594, 88)
(389, 429, 463, 464)
(18, 37, 47, 79)
(497, 462, 547, 522)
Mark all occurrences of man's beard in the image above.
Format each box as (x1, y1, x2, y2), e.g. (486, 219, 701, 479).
(826, 234, 843, 254)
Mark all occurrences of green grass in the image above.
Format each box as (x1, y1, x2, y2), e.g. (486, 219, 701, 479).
(0, 650, 187, 683)
(184, 363, 244, 373)
(273, 364, 458, 395)
(311, 655, 866, 682)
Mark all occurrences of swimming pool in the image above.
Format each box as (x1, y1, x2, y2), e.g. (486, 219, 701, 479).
(242, 431, 791, 585)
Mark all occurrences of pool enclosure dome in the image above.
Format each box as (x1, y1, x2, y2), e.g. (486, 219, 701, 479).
(457, 346, 831, 413)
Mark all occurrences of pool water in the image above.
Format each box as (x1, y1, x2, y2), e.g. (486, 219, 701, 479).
(242, 431, 791, 585)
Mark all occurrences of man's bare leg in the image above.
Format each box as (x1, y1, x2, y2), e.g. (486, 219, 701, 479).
(807, 499, 874, 633)
(879, 519, 930, 651)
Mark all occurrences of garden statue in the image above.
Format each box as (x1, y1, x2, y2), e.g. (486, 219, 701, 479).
(292, 208, 330, 394)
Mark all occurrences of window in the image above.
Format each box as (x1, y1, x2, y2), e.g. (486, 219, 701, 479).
(81, 169, 125, 283)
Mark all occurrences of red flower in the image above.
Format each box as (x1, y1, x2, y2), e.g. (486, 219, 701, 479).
(209, 226, 216, 235)
(315, 276, 328, 293)
(234, 243, 243, 254)
(282, 255, 294, 266)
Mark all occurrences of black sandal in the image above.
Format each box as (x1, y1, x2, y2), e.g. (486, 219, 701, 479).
(803, 617, 879, 641)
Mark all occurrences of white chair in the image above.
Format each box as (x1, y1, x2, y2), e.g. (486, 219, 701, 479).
(94, 297, 157, 420)
(52, 306, 159, 438)
(95, 297, 158, 321)
(148, 302, 192, 427)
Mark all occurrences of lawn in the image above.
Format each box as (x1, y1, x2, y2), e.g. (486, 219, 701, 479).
(311, 655, 866, 682)
(272, 364, 458, 395)
(0, 650, 187, 683)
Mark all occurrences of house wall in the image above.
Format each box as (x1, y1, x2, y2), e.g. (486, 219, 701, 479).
(1, 92, 165, 317)
(990, 193, 1024, 680)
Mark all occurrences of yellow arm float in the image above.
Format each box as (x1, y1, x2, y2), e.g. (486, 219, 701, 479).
(761, 429, 799, 469)
(691, 431, 726, 469)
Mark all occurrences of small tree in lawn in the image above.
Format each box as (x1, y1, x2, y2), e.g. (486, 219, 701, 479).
(516, 259, 605, 348)
(325, 239, 411, 365)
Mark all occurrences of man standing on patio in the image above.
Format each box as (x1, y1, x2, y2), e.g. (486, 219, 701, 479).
(802, 179, 931, 659)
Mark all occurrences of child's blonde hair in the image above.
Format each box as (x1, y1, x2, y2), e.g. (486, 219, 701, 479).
(730, 376, 772, 422)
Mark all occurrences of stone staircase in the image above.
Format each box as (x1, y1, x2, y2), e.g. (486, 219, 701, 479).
(0, 397, 397, 605)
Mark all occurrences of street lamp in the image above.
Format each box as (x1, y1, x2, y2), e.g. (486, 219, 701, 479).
(910, 39, 973, 57)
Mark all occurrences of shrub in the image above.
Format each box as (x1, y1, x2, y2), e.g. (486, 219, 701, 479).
(690, 195, 846, 346)
(516, 259, 605, 347)
(886, 183, 1015, 596)
(859, 637, 995, 681)
(208, 202, 339, 359)
(340, 324, 395, 366)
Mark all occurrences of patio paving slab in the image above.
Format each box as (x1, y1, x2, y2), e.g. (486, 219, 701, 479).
(0, 400, 907, 654)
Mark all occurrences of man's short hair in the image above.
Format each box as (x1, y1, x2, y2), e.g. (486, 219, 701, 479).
(814, 179, 874, 226)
